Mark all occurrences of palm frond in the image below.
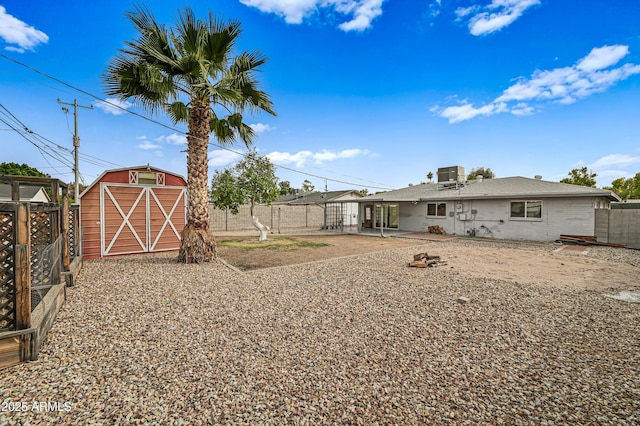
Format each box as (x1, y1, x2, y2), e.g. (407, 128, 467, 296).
(165, 101, 190, 124)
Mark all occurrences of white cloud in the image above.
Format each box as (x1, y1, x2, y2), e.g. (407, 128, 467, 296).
(337, 0, 384, 32)
(577, 45, 629, 72)
(239, 0, 385, 32)
(138, 141, 161, 150)
(164, 133, 187, 145)
(313, 148, 369, 162)
(209, 150, 242, 167)
(589, 154, 640, 170)
(267, 148, 369, 167)
(267, 150, 313, 167)
(510, 103, 535, 116)
(93, 97, 133, 115)
(435, 44, 640, 123)
(438, 101, 505, 123)
(0, 6, 48, 53)
(456, 0, 540, 36)
(249, 123, 275, 135)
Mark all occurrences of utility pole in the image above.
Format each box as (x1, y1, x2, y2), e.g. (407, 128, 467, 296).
(58, 99, 93, 204)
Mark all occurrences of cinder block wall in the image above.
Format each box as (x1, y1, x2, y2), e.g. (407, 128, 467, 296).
(209, 204, 325, 232)
(595, 209, 640, 247)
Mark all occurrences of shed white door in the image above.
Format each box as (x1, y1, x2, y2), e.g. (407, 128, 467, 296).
(100, 183, 187, 256)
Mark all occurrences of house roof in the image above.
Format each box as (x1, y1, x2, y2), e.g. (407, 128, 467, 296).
(361, 177, 621, 202)
(274, 190, 363, 205)
(0, 185, 50, 201)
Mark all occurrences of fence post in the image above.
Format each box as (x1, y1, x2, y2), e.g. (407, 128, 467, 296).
(15, 203, 31, 330)
(62, 195, 71, 270)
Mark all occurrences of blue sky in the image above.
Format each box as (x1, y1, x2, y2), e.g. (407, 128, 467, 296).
(1, 0, 639, 192)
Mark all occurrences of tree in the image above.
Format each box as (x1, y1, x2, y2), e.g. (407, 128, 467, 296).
(0, 162, 49, 177)
(357, 188, 369, 196)
(278, 180, 294, 196)
(103, 5, 275, 263)
(426, 172, 433, 183)
(603, 172, 640, 201)
(301, 179, 315, 193)
(210, 151, 279, 240)
(560, 167, 597, 187)
(467, 167, 495, 180)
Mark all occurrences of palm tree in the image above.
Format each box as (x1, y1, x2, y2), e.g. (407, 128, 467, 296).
(103, 5, 275, 263)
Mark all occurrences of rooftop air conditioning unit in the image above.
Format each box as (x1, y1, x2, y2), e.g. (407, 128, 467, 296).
(437, 166, 465, 183)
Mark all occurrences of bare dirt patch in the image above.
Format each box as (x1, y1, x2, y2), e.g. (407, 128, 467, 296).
(216, 234, 640, 292)
(216, 234, 421, 270)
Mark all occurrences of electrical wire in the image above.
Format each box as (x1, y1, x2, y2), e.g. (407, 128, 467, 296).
(1, 101, 124, 171)
(0, 52, 396, 190)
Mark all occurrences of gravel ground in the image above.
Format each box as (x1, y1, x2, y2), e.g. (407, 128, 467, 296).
(2, 240, 639, 425)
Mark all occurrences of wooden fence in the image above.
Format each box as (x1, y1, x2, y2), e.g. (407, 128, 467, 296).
(0, 176, 82, 368)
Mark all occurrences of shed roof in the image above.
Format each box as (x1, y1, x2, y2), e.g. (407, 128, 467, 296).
(361, 177, 620, 202)
(79, 165, 187, 199)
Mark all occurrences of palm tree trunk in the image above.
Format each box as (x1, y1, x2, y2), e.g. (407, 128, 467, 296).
(178, 100, 217, 263)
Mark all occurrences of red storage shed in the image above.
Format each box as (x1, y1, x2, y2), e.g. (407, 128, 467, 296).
(79, 166, 187, 259)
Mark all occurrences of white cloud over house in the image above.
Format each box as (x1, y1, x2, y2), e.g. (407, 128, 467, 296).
(267, 150, 313, 168)
(589, 154, 640, 170)
(0, 6, 48, 53)
(238, 0, 385, 32)
(93, 97, 133, 116)
(456, 0, 540, 36)
(435, 45, 640, 123)
(267, 148, 369, 167)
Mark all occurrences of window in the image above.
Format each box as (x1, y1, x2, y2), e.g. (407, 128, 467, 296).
(510, 200, 542, 219)
(129, 170, 166, 185)
(427, 202, 447, 217)
(138, 172, 158, 185)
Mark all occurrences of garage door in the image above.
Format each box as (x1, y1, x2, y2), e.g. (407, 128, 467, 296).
(100, 183, 187, 256)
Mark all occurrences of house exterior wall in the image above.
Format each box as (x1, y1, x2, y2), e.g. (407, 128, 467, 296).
(365, 196, 602, 242)
(452, 198, 598, 240)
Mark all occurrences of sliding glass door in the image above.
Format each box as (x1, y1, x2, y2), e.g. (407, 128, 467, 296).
(374, 204, 399, 229)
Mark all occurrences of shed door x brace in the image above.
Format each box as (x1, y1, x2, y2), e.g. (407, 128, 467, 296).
(100, 183, 187, 256)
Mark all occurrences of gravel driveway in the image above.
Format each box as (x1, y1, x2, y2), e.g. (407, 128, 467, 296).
(2, 240, 639, 425)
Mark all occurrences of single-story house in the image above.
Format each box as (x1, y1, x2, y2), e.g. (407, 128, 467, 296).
(358, 175, 620, 241)
(0, 185, 51, 202)
(275, 190, 363, 228)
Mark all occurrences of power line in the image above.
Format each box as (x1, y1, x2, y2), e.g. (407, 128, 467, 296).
(0, 102, 122, 177)
(0, 52, 397, 191)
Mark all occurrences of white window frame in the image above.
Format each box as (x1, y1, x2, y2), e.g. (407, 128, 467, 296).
(510, 200, 543, 221)
(426, 202, 447, 218)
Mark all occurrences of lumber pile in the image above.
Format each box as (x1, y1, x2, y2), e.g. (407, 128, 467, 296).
(409, 252, 448, 268)
(558, 234, 627, 248)
(428, 225, 446, 235)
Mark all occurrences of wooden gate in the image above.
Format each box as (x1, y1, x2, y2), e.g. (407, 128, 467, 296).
(100, 183, 186, 256)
